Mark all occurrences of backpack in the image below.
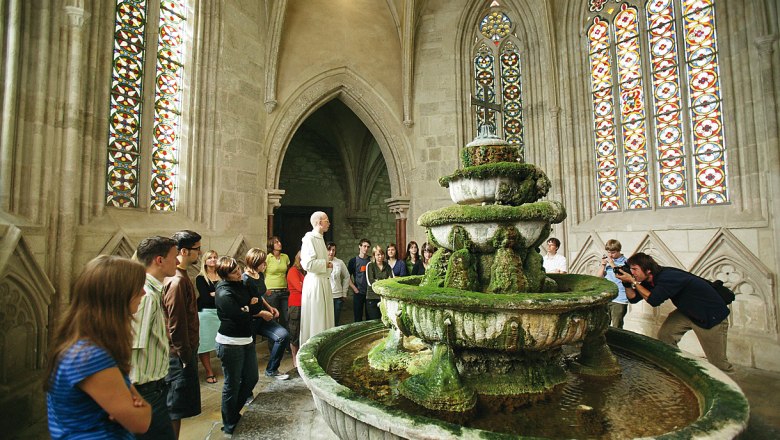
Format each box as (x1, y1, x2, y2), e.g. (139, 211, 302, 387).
(709, 279, 736, 305)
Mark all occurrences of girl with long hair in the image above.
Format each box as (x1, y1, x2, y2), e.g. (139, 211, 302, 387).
(386, 243, 408, 277)
(45, 255, 151, 438)
(405, 241, 420, 274)
(196, 250, 220, 383)
(412, 242, 435, 276)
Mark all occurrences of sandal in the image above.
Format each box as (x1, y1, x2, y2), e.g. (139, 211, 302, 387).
(206, 375, 217, 384)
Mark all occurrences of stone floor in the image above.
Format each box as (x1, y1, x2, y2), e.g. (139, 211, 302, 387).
(17, 323, 780, 439)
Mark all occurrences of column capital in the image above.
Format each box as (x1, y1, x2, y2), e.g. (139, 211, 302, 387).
(266, 188, 285, 213)
(755, 34, 779, 55)
(385, 197, 411, 219)
(64, 1, 88, 28)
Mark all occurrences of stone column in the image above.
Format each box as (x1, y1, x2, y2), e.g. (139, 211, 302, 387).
(386, 197, 410, 259)
(266, 188, 285, 237)
(53, 1, 88, 313)
(0, 0, 21, 212)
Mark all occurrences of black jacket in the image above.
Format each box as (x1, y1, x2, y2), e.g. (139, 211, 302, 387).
(215, 280, 254, 338)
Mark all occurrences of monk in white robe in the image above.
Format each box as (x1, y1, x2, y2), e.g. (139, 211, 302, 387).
(299, 211, 335, 346)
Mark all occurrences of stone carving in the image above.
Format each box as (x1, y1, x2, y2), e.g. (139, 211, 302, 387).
(633, 231, 683, 268)
(689, 228, 776, 337)
(98, 231, 136, 258)
(227, 235, 251, 265)
(0, 225, 53, 436)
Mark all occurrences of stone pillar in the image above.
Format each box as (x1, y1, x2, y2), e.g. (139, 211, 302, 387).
(386, 197, 410, 259)
(266, 188, 285, 237)
(53, 1, 88, 313)
(0, 0, 21, 212)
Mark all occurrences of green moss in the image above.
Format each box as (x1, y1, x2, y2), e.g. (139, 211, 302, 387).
(522, 251, 547, 292)
(444, 248, 479, 291)
(487, 247, 527, 293)
(460, 144, 520, 167)
(439, 162, 549, 190)
(373, 274, 618, 310)
(398, 342, 477, 412)
(420, 248, 448, 288)
(418, 201, 566, 227)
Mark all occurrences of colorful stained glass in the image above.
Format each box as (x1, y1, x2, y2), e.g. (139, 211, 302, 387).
(479, 11, 511, 44)
(646, 0, 688, 206)
(106, 0, 147, 207)
(500, 41, 524, 156)
(681, 0, 728, 204)
(614, 4, 651, 210)
(588, 17, 621, 212)
(473, 44, 497, 134)
(151, 0, 186, 211)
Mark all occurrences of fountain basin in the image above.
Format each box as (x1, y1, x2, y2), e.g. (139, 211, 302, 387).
(374, 275, 615, 351)
(440, 163, 551, 205)
(298, 321, 749, 439)
(418, 202, 565, 252)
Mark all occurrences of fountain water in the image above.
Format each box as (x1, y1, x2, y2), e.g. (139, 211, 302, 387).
(298, 135, 749, 439)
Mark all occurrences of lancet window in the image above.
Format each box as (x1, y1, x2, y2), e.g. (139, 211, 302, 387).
(473, 2, 525, 157)
(587, 0, 728, 212)
(106, 0, 188, 211)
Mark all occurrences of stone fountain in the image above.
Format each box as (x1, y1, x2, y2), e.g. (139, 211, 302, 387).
(298, 134, 749, 439)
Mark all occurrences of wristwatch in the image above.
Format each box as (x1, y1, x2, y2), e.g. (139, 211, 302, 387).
(631, 281, 638, 289)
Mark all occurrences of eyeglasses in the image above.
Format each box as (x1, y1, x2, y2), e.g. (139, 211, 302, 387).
(188, 246, 201, 251)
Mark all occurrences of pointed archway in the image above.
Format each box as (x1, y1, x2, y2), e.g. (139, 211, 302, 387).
(265, 68, 412, 253)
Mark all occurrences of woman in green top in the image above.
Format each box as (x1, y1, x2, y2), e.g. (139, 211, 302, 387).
(265, 236, 291, 330)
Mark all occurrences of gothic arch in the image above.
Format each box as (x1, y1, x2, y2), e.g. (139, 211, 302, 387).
(265, 67, 412, 202)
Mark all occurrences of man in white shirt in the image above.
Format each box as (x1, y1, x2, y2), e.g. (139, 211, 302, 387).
(327, 242, 351, 326)
(542, 237, 567, 274)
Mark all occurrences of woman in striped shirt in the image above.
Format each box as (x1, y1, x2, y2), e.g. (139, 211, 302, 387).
(44, 255, 152, 439)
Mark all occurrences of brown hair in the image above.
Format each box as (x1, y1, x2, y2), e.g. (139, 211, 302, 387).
(292, 251, 304, 273)
(267, 236, 280, 253)
(44, 255, 145, 390)
(605, 239, 622, 252)
(627, 252, 662, 275)
(245, 248, 267, 271)
(421, 242, 436, 263)
(406, 241, 419, 263)
(216, 256, 239, 279)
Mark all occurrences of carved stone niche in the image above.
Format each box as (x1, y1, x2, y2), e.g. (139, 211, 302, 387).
(0, 225, 54, 434)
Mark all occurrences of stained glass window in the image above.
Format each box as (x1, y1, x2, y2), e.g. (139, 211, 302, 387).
(105, 0, 188, 211)
(473, 4, 525, 157)
(587, 0, 728, 212)
(151, 0, 186, 211)
(106, 0, 147, 208)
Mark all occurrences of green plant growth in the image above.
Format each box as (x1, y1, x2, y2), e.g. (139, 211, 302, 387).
(420, 248, 449, 288)
(460, 144, 520, 167)
(444, 248, 479, 292)
(487, 247, 527, 293)
(439, 162, 551, 205)
(418, 201, 566, 227)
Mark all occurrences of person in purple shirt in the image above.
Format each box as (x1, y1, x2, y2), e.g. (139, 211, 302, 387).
(45, 255, 151, 439)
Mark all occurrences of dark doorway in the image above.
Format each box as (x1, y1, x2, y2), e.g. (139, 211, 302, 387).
(273, 206, 334, 258)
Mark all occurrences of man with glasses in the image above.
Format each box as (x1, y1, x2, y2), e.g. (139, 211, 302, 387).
(163, 230, 202, 438)
(347, 239, 371, 322)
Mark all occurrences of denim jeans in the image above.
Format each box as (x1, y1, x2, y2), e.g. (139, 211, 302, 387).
(353, 292, 366, 322)
(264, 289, 289, 330)
(253, 318, 289, 374)
(366, 298, 381, 320)
(215, 342, 259, 434)
(333, 297, 345, 326)
(134, 379, 175, 439)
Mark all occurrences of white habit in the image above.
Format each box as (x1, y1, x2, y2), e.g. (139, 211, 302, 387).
(299, 230, 335, 345)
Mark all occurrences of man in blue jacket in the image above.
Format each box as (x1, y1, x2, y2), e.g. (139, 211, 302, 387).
(617, 252, 733, 373)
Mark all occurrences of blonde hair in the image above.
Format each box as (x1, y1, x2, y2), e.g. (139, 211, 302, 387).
(44, 255, 145, 390)
(198, 250, 219, 281)
(245, 248, 267, 271)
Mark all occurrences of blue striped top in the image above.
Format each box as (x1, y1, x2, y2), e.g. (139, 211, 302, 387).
(47, 339, 133, 439)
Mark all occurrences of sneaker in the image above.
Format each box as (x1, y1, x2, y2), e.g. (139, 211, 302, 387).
(265, 370, 290, 380)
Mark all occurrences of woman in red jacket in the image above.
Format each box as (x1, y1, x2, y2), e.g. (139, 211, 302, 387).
(286, 251, 306, 368)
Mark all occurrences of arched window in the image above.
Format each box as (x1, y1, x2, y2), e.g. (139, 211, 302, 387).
(587, 0, 727, 212)
(473, 2, 525, 157)
(106, 0, 188, 211)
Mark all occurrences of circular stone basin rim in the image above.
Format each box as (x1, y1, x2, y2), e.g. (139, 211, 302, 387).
(298, 321, 749, 440)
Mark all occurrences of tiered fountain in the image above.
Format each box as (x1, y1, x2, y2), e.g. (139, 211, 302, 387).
(298, 133, 749, 439)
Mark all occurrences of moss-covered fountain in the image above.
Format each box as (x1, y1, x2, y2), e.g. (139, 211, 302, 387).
(298, 134, 749, 439)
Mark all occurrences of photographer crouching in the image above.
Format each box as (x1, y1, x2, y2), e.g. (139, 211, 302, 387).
(615, 252, 734, 373)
